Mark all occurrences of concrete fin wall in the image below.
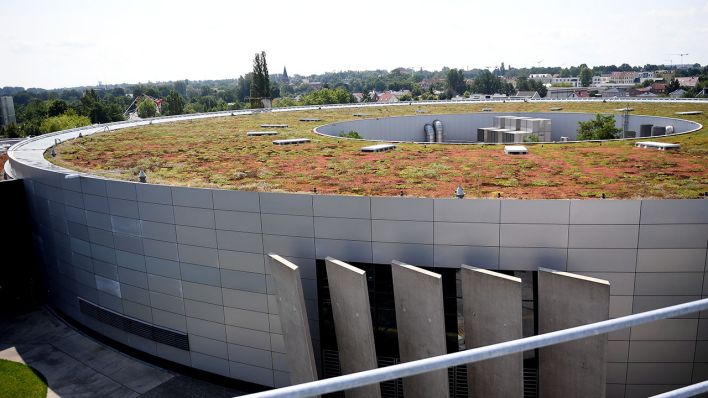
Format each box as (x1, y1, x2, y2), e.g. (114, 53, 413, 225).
(267, 254, 318, 387)
(390, 260, 449, 398)
(460, 265, 523, 397)
(324, 257, 381, 398)
(538, 268, 610, 398)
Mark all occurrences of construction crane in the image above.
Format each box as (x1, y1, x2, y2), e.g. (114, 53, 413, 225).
(669, 53, 689, 65)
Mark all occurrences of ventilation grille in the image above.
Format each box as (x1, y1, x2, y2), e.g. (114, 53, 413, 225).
(79, 298, 189, 351)
(524, 367, 539, 398)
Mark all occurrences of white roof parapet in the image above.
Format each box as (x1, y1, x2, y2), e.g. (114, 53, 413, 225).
(361, 144, 396, 153)
(504, 145, 528, 155)
(634, 141, 680, 150)
(273, 138, 311, 145)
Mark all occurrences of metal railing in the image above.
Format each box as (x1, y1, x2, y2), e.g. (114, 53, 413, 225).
(241, 298, 708, 398)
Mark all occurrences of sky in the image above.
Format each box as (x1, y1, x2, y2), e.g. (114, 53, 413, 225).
(1, 0, 707, 89)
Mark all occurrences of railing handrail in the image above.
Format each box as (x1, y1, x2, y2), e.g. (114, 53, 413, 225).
(241, 298, 708, 398)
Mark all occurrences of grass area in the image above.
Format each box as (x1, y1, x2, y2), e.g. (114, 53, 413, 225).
(0, 359, 48, 398)
(50, 102, 708, 199)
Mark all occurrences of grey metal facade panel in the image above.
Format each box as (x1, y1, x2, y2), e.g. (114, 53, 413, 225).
(87, 227, 114, 247)
(214, 210, 262, 233)
(262, 235, 315, 259)
(213, 190, 260, 212)
(186, 317, 226, 341)
(218, 250, 265, 273)
(260, 214, 315, 238)
(259, 192, 313, 216)
(216, 230, 264, 253)
(191, 352, 229, 377)
(229, 361, 275, 387)
(83, 194, 109, 213)
(314, 217, 372, 241)
(372, 242, 433, 266)
(147, 274, 183, 298)
(221, 270, 267, 294)
(567, 249, 638, 273)
(182, 281, 223, 305)
(136, 184, 173, 205)
(180, 263, 221, 287)
(121, 284, 150, 305)
(634, 273, 704, 296)
(433, 199, 500, 223)
(117, 267, 148, 289)
(113, 234, 144, 255)
(313, 195, 371, 219)
(142, 221, 177, 243)
(172, 187, 213, 209)
(433, 245, 499, 269)
(111, 215, 142, 236)
(222, 288, 268, 313)
(226, 325, 272, 351)
(138, 202, 175, 224)
(177, 244, 219, 268)
(149, 291, 185, 315)
(499, 247, 567, 271)
(314, 239, 373, 264)
(80, 177, 107, 196)
(151, 308, 187, 332)
(575, 272, 636, 296)
(372, 219, 433, 244)
(638, 224, 708, 248)
(371, 197, 433, 221)
(176, 225, 217, 248)
(626, 363, 693, 385)
(184, 299, 225, 324)
(228, 343, 273, 369)
(108, 198, 139, 219)
(224, 307, 270, 332)
(636, 249, 707, 272)
(115, 250, 145, 271)
(630, 318, 698, 340)
(173, 206, 215, 229)
(500, 224, 569, 248)
(500, 200, 570, 224)
(85, 210, 112, 231)
(434, 222, 500, 246)
(569, 200, 641, 225)
(632, 296, 701, 317)
(123, 300, 153, 323)
(640, 200, 708, 224)
(568, 225, 639, 249)
(106, 181, 137, 201)
(143, 239, 179, 262)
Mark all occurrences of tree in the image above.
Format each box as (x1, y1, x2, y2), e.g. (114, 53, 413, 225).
(249, 51, 271, 108)
(164, 90, 185, 116)
(47, 99, 68, 117)
(137, 98, 157, 118)
(576, 114, 622, 140)
(40, 110, 91, 133)
(668, 78, 680, 92)
(446, 68, 466, 97)
(174, 80, 188, 98)
(2, 123, 21, 138)
(579, 67, 593, 87)
(471, 70, 502, 94)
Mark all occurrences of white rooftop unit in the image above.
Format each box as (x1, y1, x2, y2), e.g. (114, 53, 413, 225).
(634, 141, 680, 150)
(299, 118, 321, 122)
(361, 144, 396, 153)
(261, 124, 288, 128)
(273, 138, 310, 145)
(504, 145, 528, 155)
(247, 131, 278, 136)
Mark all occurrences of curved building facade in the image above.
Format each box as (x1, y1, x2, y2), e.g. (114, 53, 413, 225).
(6, 104, 708, 398)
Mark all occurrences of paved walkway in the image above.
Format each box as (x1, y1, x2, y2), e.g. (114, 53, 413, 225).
(0, 308, 246, 397)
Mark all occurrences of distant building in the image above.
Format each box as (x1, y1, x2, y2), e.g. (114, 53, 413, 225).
(529, 74, 553, 84)
(0, 96, 16, 128)
(352, 93, 364, 103)
(515, 91, 540, 99)
(551, 77, 580, 87)
(669, 89, 687, 98)
(377, 92, 400, 103)
(676, 77, 699, 87)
